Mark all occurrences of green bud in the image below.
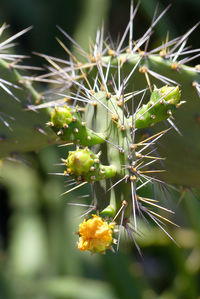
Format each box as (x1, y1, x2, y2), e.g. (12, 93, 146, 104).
(66, 148, 94, 176)
(159, 85, 181, 104)
(64, 148, 116, 182)
(51, 105, 73, 128)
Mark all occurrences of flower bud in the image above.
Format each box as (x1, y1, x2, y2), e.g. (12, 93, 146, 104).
(51, 105, 73, 128)
(67, 148, 94, 176)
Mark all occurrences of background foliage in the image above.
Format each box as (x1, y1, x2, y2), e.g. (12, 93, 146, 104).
(0, 0, 200, 298)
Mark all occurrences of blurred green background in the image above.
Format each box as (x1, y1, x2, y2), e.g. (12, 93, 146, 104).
(0, 0, 200, 298)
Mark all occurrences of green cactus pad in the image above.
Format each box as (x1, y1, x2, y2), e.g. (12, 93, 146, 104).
(49, 106, 105, 146)
(131, 85, 182, 129)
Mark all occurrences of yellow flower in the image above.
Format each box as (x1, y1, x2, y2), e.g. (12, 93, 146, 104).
(77, 215, 114, 253)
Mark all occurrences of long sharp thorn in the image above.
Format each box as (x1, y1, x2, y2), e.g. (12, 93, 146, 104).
(0, 26, 33, 48)
(131, 181, 137, 231)
(147, 209, 178, 227)
(167, 118, 182, 136)
(146, 210, 179, 246)
(60, 182, 88, 196)
(139, 197, 174, 213)
(117, 207, 125, 251)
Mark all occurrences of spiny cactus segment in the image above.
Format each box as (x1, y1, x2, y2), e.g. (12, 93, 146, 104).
(131, 85, 183, 129)
(48, 104, 105, 146)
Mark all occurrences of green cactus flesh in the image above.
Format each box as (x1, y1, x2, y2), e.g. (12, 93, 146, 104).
(85, 91, 132, 216)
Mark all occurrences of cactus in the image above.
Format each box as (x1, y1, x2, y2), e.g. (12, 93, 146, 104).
(0, 4, 200, 253)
